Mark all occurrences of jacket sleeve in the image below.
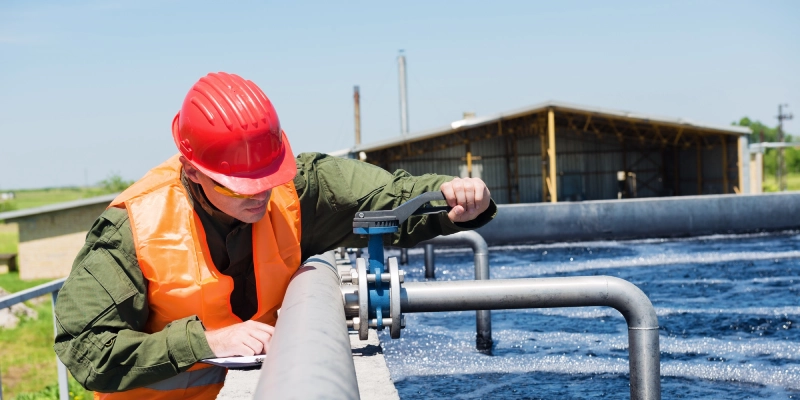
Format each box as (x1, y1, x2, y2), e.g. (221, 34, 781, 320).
(53, 208, 215, 392)
(295, 153, 497, 259)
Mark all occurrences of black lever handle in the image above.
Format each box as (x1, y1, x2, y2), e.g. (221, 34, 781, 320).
(353, 191, 450, 229)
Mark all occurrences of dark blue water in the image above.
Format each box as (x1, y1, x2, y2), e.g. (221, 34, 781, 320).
(379, 232, 800, 399)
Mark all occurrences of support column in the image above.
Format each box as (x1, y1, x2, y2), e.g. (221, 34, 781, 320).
(540, 119, 548, 202)
(738, 135, 750, 194)
(721, 135, 729, 194)
(547, 109, 558, 203)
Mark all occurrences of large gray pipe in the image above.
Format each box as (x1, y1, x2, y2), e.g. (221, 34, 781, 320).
(420, 231, 492, 351)
(477, 192, 800, 245)
(255, 252, 359, 399)
(400, 276, 660, 400)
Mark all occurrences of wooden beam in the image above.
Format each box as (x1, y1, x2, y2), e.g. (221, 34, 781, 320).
(548, 108, 557, 203)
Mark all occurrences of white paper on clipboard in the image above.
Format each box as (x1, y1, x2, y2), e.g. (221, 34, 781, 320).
(200, 355, 265, 369)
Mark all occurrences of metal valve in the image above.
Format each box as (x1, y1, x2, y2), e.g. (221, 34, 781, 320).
(342, 191, 449, 341)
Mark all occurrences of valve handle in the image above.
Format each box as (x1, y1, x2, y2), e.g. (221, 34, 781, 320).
(353, 191, 450, 230)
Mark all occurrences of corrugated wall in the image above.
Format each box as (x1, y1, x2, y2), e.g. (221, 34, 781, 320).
(381, 126, 739, 203)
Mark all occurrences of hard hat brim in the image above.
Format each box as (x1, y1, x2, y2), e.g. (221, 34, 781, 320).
(190, 130, 297, 195)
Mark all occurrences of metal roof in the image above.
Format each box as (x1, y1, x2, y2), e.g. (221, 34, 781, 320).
(348, 100, 751, 154)
(0, 193, 119, 221)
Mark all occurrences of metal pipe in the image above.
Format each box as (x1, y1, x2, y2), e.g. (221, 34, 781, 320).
(420, 231, 492, 351)
(400, 248, 408, 265)
(400, 276, 660, 400)
(476, 193, 800, 245)
(423, 243, 435, 278)
(398, 51, 409, 135)
(255, 252, 359, 399)
(51, 291, 69, 400)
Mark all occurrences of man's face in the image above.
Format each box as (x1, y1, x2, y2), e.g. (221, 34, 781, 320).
(180, 157, 272, 223)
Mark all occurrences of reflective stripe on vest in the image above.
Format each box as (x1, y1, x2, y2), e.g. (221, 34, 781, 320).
(99, 155, 302, 400)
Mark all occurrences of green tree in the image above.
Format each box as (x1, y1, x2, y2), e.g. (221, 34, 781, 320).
(98, 173, 134, 194)
(734, 117, 799, 175)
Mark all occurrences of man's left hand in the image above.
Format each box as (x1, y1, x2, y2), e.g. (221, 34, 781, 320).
(440, 177, 491, 223)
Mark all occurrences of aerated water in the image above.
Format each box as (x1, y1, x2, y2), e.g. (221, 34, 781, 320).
(380, 232, 800, 399)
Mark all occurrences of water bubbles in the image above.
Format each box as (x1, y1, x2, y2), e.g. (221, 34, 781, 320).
(383, 232, 800, 398)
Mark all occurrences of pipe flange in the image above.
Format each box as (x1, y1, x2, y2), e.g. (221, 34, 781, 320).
(388, 257, 403, 339)
(356, 257, 369, 340)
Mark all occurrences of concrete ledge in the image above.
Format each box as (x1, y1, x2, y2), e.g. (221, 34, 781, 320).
(477, 192, 800, 244)
(216, 330, 398, 399)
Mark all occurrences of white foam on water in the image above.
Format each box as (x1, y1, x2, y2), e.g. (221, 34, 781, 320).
(519, 305, 800, 319)
(490, 250, 800, 277)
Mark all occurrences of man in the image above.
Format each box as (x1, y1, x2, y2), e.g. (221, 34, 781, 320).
(54, 72, 495, 399)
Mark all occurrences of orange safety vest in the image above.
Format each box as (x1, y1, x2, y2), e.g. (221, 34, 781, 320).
(97, 155, 302, 400)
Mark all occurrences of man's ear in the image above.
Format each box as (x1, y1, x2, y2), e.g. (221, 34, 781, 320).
(179, 156, 202, 184)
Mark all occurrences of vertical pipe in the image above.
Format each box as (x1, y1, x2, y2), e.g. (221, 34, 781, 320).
(400, 248, 408, 265)
(547, 109, 557, 203)
(424, 243, 435, 279)
(421, 231, 492, 352)
(398, 51, 409, 135)
(353, 86, 361, 146)
(51, 292, 69, 400)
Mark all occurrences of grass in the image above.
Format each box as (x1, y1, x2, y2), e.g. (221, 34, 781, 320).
(0, 273, 93, 399)
(0, 186, 116, 267)
(1, 187, 111, 212)
(762, 172, 800, 192)
(0, 230, 17, 254)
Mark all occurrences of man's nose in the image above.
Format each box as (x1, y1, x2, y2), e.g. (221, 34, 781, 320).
(250, 189, 272, 201)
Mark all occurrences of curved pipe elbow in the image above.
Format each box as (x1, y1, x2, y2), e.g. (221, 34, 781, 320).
(603, 276, 659, 330)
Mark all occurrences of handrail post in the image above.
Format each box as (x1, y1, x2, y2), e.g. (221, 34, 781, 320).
(420, 231, 492, 351)
(51, 291, 69, 400)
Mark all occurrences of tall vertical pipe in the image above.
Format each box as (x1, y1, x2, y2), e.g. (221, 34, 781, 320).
(398, 51, 409, 135)
(424, 243, 435, 278)
(353, 85, 361, 146)
(420, 231, 493, 352)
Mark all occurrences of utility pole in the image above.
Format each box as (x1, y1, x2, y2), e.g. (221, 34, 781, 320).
(353, 86, 361, 146)
(777, 104, 793, 191)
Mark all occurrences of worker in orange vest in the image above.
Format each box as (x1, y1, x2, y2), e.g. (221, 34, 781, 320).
(54, 72, 496, 399)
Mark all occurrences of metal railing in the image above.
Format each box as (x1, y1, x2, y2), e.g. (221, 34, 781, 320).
(419, 231, 492, 351)
(0, 277, 68, 400)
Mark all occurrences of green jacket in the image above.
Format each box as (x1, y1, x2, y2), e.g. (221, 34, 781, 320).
(53, 153, 496, 392)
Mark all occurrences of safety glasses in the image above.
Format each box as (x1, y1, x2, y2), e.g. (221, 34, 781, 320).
(211, 180, 257, 199)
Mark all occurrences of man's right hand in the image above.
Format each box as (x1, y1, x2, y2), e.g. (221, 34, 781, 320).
(204, 320, 275, 357)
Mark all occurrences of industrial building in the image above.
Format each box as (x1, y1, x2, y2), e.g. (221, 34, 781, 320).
(337, 101, 752, 204)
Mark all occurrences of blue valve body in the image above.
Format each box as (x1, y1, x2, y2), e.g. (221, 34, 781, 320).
(356, 226, 396, 330)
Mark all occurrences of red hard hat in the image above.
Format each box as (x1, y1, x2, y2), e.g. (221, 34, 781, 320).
(172, 72, 296, 195)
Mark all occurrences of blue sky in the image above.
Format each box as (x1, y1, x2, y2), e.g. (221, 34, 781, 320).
(1, 0, 798, 189)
